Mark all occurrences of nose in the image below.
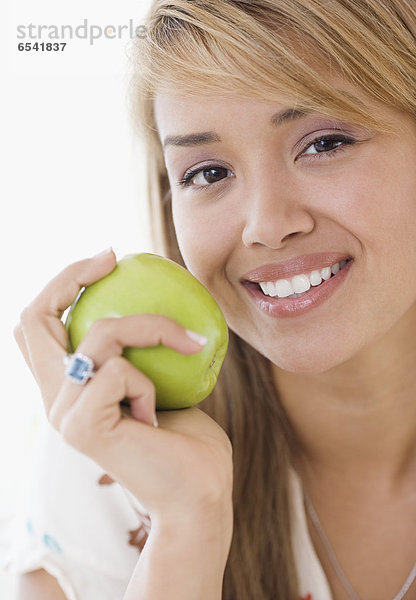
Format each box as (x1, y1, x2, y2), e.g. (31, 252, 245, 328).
(241, 175, 316, 249)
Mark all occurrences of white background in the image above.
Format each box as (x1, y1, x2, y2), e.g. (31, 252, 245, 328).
(3, 0, 154, 595)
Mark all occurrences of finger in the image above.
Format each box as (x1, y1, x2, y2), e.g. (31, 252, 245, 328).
(14, 318, 65, 391)
(82, 356, 156, 427)
(13, 322, 33, 374)
(18, 311, 70, 391)
(50, 313, 206, 418)
(55, 357, 157, 450)
(19, 248, 116, 371)
(17, 250, 117, 398)
(32, 248, 116, 318)
(75, 313, 208, 366)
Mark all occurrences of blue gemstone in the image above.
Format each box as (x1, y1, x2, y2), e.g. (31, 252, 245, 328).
(69, 357, 89, 381)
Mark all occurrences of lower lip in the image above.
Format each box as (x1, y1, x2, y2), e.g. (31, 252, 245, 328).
(243, 259, 353, 319)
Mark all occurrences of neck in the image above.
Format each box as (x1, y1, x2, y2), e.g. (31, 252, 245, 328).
(273, 305, 416, 496)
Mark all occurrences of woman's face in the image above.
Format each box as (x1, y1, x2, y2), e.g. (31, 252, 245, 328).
(154, 88, 416, 373)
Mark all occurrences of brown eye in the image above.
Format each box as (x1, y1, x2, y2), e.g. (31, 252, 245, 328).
(193, 166, 228, 185)
(178, 165, 233, 188)
(302, 134, 355, 158)
(311, 138, 343, 153)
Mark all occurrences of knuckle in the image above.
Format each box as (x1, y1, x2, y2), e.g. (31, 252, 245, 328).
(62, 258, 87, 278)
(46, 405, 61, 432)
(151, 313, 178, 328)
(60, 415, 85, 449)
(88, 318, 115, 341)
(59, 404, 92, 450)
(19, 305, 35, 328)
(13, 322, 23, 344)
(131, 313, 182, 342)
(45, 400, 67, 434)
(60, 405, 100, 455)
(141, 374, 156, 395)
(19, 302, 44, 330)
(103, 356, 155, 394)
(104, 355, 128, 376)
(57, 260, 90, 294)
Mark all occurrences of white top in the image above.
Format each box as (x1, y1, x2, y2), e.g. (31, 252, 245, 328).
(2, 418, 333, 600)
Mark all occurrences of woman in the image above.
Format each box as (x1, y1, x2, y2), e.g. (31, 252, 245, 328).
(11, 1, 416, 599)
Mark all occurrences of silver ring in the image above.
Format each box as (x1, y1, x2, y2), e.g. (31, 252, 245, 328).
(64, 352, 96, 385)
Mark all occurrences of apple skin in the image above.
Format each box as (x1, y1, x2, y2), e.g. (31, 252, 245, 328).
(65, 253, 229, 410)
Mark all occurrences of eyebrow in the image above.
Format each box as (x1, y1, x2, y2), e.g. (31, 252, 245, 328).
(162, 108, 308, 150)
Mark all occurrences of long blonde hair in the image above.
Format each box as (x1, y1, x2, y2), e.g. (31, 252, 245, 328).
(128, 1, 416, 597)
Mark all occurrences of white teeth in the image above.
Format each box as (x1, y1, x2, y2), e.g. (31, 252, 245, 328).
(331, 262, 340, 275)
(320, 266, 332, 280)
(275, 279, 294, 298)
(310, 270, 322, 286)
(291, 274, 310, 294)
(258, 259, 349, 298)
(266, 281, 276, 296)
(259, 282, 269, 295)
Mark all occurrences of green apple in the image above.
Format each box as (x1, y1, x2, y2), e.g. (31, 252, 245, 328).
(65, 253, 229, 410)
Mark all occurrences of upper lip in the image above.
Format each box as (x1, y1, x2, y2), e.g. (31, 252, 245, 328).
(240, 252, 352, 283)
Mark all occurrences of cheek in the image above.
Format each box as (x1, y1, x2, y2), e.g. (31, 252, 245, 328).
(312, 153, 416, 262)
(171, 200, 237, 286)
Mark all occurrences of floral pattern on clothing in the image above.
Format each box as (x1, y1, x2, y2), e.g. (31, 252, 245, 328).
(128, 526, 148, 552)
(98, 473, 150, 553)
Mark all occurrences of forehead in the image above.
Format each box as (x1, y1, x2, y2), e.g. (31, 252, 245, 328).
(154, 92, 296, 137)
(153, 86, 416, 153)
(153, 72, 372, 133)
(152, 68, 362, 127)
(155, 93, 309, 159)
(154, 91, 273, 119)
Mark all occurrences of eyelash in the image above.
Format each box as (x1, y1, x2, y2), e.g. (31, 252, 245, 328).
(176, 134, 356, 190)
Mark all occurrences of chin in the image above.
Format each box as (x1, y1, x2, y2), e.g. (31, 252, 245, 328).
(254, 331, 362, 375)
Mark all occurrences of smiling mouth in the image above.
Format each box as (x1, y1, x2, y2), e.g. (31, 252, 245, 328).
(246, 258, 353, 300)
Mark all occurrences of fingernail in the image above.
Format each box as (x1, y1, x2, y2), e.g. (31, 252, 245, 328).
(93, 246, 113, 257)
(185, 329, 208, 346)
(153, 414, 159, 428)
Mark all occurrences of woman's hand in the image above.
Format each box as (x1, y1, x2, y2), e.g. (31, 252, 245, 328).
(14, 250, 233, 529)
